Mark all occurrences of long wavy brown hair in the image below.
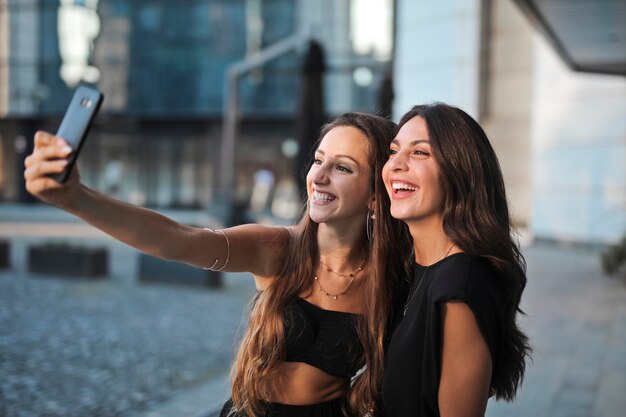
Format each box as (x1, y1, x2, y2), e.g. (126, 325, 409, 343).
(229, 112, 411, 416)
(397, 103, 531, 400)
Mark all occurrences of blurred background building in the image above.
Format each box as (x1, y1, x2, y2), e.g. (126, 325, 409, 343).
(2, 0, 623, 243)
(0, 0, 394, 218)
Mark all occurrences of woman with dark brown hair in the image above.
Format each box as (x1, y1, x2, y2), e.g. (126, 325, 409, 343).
(24, 112, 411, 417)
(380, 103, 531, 416)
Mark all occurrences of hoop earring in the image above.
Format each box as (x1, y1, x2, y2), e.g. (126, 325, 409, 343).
(366, 209, 375, 241)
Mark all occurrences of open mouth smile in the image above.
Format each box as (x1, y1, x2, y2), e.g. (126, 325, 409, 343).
(312, 190, 336, 202)
(390, 181, 418, 199)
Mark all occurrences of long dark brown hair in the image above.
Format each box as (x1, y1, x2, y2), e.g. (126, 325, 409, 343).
(397, 103, 531, 401)
(230, 112, 411, 416)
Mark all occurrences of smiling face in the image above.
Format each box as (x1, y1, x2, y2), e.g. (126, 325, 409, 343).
(306, 125, 373, 225)
(382, 116, 445, 225)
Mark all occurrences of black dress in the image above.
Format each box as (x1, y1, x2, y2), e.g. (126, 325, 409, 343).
(381, 253, 505, 417)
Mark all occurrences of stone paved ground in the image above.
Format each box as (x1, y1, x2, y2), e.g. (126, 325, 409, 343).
(487, 243, 626, 417)
(0, 234, 256, 417)
(1, 211, 625, 417)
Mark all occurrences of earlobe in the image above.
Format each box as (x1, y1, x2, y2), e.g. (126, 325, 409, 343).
(368, 197, 376, 212)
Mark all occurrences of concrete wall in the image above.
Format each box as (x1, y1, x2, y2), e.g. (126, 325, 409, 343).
(481, 0, 534, 228)
(529, 33, 626, 243)
(393, 0, 482, 119)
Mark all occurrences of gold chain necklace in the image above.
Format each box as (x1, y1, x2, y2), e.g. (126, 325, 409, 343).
(319, 254, 365, 278)
(403, 244, 454, 316)
(315, 254, 366, 300)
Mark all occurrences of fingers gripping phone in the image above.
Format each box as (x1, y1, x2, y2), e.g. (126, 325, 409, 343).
(52, 85, 104, 183)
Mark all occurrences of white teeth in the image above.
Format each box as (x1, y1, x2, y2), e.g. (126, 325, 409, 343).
(392, 182, 417, 191)
(313, 191, 335, 201)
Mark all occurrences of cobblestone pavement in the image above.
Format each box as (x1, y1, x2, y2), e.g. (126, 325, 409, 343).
(487, 243, 626, 417)
(0, 237, 256, 417)
(1, 211, 625, 417)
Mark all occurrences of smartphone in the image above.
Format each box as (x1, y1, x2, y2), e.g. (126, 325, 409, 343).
(51, 85, 104, 183)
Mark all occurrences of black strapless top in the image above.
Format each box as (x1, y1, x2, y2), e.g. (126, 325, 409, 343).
(283, 297, 364, 378)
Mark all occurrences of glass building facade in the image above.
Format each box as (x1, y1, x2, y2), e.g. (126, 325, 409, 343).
(0, 0, 394, 210)
(2, 0, 297, 116)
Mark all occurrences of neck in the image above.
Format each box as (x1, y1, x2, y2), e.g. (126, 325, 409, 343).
(407, 216, 454, 265)
(317, 221, 367, 267)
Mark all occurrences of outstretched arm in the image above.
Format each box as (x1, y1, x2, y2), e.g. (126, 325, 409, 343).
(24, 131, 290, 278)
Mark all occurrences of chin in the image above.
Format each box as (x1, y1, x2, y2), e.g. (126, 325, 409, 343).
(389, 206, 407, 221)
(308, 211, 327, 224)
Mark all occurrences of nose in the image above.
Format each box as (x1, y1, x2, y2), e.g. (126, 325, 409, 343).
(311, 162, 330, 185)
(385, 150, 409, 172)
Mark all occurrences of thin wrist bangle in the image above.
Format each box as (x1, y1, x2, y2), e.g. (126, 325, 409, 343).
(203, 228, 230, 271)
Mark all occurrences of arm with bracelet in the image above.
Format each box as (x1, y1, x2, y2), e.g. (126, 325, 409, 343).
(24, 130, 290, 288)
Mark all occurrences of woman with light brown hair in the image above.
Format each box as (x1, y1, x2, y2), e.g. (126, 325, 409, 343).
(24, 112, 411, 417)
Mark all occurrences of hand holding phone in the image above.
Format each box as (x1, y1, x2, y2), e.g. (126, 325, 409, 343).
(51, 85, 103, 183)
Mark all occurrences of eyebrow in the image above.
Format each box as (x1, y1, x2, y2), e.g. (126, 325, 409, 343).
(315, 149, 361, 166)
(390, 139, 430, 146)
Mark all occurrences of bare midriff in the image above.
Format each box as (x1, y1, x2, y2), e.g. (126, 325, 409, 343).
(264, 361, 349, 404)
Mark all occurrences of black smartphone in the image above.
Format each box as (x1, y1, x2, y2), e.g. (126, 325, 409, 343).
(52, 85, 104, 183)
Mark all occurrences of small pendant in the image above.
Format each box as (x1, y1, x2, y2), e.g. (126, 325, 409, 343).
(333, 295, 338, 300)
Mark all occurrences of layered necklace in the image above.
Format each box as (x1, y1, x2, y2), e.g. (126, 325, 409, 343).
(403, 244, 455, 316)
(315, 251, 367, 300)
